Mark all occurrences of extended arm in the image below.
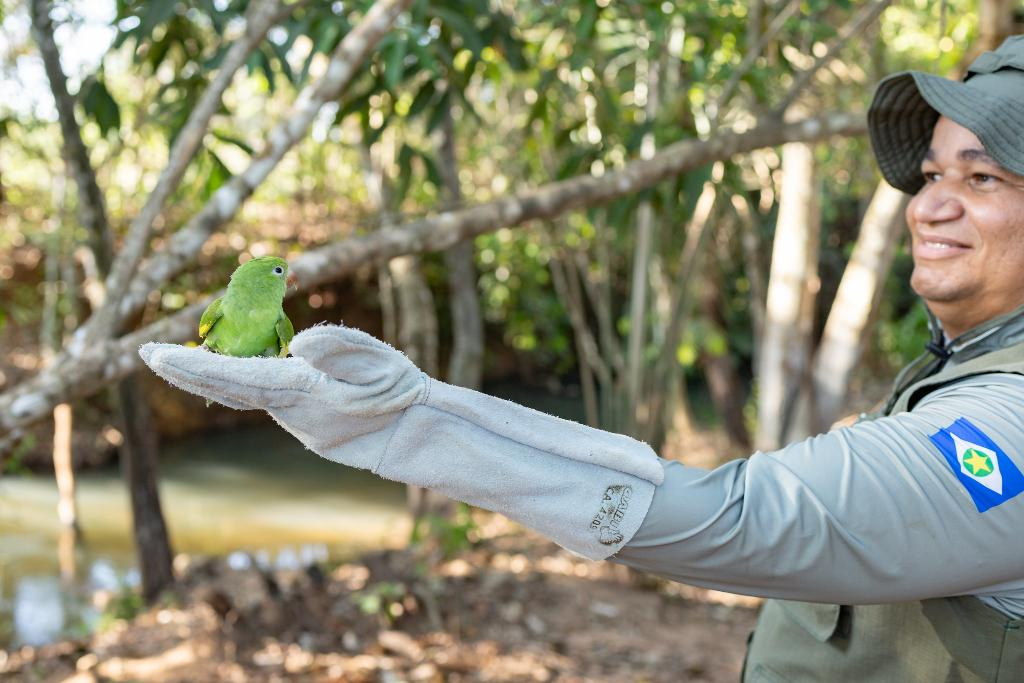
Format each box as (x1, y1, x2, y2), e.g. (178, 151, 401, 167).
(140, 325, 663, 560)
(615, 375, 1024, 614)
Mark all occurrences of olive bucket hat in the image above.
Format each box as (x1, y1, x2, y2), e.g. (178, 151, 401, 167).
(868, 34, 1024, 194)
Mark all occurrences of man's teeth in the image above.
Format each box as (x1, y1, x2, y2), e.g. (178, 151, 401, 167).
(924, 241, 954, 248)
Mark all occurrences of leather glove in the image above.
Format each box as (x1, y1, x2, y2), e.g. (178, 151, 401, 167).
(139, 324, 664, 559)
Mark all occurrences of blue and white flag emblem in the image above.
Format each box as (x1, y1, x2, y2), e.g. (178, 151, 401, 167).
(929, 417, 1024, 513)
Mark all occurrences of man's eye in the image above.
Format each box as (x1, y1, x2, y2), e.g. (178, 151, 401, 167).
(972, 173, 997, 184)
(922, 170, 940, 183)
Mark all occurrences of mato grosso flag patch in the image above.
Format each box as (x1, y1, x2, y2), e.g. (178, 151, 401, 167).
(929, 417, 1024, 513)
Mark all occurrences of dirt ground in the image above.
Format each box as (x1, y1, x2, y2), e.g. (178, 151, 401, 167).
(0, 514, 760, 683)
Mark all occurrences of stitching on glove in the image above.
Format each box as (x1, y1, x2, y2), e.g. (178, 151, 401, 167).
(376, 411, 409, 475)
(419, 374, 432, 405)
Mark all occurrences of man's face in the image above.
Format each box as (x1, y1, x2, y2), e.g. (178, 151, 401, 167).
(906, 116, 1024, 338)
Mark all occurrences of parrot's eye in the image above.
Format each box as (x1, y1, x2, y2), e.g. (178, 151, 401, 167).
(273, 266, 284, 275)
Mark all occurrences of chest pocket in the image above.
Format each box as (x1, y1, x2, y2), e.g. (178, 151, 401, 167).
(777, 601, 848, 641)
(742, 601, 849, 682)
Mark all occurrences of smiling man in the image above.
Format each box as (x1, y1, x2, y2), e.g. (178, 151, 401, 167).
(677, 38, 1024, 681)
(908, 119, 1024, 338)
(141, 36, 1024, 683)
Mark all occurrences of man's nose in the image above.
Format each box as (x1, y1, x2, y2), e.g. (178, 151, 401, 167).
(910, 181, 964, 224)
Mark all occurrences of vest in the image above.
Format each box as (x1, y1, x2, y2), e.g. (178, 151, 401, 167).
(742, 307, 1024, 683)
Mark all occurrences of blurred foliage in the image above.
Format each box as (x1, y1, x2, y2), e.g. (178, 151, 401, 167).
(96, 586, 145, 630)
(410, 503, 478, 560)
(350, 581, 410, 626)
(1, 434, 36, 475)
(0, 0, 986, 438)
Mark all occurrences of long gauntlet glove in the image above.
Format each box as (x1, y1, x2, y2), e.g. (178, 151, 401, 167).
(140, 325, 663, 560)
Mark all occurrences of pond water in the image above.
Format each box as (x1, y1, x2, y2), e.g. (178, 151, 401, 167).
(0, 423, 409, 648)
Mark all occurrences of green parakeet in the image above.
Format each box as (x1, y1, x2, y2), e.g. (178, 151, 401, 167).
(199, 256, 296, 358)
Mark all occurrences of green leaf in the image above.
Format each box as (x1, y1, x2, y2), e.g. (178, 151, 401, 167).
(314, 18, 344, 54)
(137, 0, 179, 42)
(425, 91, 451, 133)
(210, 129, 253, 155)
(407, 31, 442, 76)
(81, 79, 121, 136)
(384, 33, 407, 91)
(248, 47, 276, 92)
(407, 81, 438, 119)
(201, 149, 232, 201)
(417, 149, 444, 190)
(393, 143, 416, 206)
(268, 39, 296, 86)
(495, 17, 527, 71)
(574, 4, 599, 47)
(143, 33, 172, 70)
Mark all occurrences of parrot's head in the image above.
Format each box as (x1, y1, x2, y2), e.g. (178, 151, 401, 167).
(230, 256, 296, 298)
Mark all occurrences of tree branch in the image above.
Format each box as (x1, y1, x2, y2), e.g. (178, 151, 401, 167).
(29, 0, 113, 272)
(712, 0, 802, 124)
(0, 110, 866, 436)
(772, 0, 892, 116)
(78, 0, 291, 348)
(95, 0, 414, 341)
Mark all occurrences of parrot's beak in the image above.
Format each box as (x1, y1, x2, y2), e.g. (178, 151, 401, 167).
(287, 272, 299, 291)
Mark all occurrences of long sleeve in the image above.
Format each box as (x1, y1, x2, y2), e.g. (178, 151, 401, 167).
(614, 373, 1024, 618)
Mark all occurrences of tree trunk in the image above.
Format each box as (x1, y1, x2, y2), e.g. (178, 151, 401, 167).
(31, 0, 174, 600)
(361, 130, 447, 521)
(699, 263, 751, 452)
(114, 379, 174, 603)
(805, 182, 907, 432)
(756, 139, 819, 450)
(548, 242, 613, 429)
(44, 205, 80, 540)
(52, 403, 77, 530)
(625, 52, 661, 432)
(978, 0, 1015, 52)
(732, 194, 767, 375)
(390, 256, 440, 377)
(645, 171, 721, 448)
(29, 0, 112, 274)
(438, 97, 484, 391)
(783, 208, 821, 444)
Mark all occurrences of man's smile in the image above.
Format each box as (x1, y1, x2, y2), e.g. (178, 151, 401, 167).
(913, 233, 971, 260)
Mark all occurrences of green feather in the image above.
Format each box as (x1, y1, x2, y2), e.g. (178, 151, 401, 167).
(199, 256, 294, 358)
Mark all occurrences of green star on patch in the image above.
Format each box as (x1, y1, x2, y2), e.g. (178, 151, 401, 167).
(961, 447, 994, 477)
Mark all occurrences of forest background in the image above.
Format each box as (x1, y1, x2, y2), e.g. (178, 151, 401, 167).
(0, 0, 1020, 680)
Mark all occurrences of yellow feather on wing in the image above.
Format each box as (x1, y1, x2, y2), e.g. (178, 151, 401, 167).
(198, 296, 224, 339)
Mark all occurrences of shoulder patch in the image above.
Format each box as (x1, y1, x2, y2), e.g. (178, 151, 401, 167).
(929, 417, 1024, 512)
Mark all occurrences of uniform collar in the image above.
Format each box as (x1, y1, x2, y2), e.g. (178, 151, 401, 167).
(926, 303, 1024, 364)
(883, 303, 1024, 415)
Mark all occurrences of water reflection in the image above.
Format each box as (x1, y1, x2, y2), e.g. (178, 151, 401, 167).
(0, 422, 408, 648)
(13, 577, 65, 646)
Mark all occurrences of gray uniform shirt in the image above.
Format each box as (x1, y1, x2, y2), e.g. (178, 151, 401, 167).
(616, 372, 1024, 619)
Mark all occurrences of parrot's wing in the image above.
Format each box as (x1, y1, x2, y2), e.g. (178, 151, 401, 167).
(276, 312, 295, 357)
(199, 296, 224, 339)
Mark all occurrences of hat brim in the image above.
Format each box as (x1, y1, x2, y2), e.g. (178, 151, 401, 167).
(868, 71, 1024, 194)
